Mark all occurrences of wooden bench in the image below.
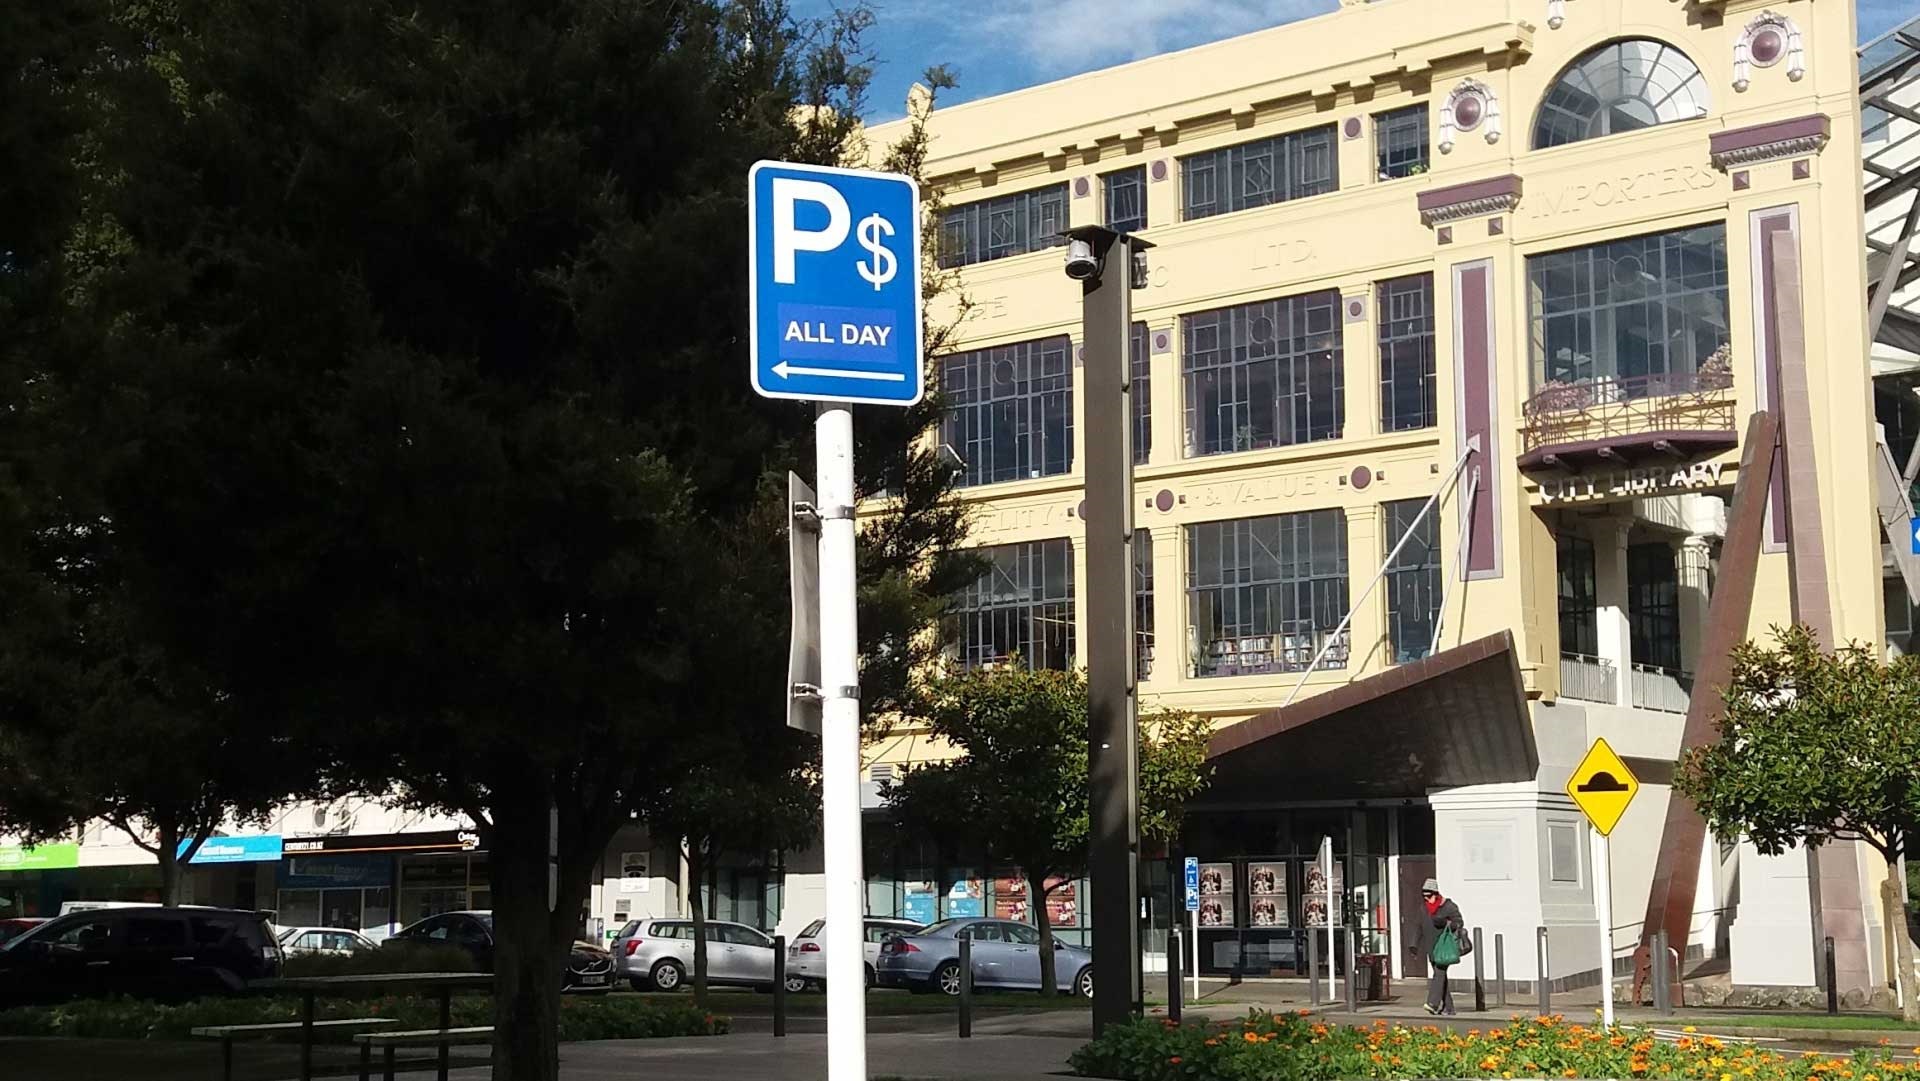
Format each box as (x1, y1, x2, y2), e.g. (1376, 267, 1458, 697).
(192, 1019, 397, 1081)
(353, 1026, 494, 1081)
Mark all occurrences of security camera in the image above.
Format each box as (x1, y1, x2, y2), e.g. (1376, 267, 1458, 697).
(1063, 237, 1101, 281)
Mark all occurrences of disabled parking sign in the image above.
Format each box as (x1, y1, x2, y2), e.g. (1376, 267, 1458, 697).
(748, 161, 922, 406)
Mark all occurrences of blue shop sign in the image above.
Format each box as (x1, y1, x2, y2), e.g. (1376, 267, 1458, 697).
(182, 835, 284, 864)
(278, 853, 394, 890)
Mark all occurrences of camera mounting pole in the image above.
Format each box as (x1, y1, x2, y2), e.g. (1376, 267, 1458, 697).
(1065, 224, 1153, 1035)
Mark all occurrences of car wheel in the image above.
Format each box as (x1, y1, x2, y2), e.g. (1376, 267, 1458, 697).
(864, 964, 876, 990)
(784, 973, 809, 995)
(649, 958, 686, 992)
(1074, 966, 1094, 1000)
(934, 961, 963, 997)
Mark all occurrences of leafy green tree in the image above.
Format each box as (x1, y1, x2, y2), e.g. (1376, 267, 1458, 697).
(886, 666, 1214, 996)
(1675, 625, 1920, 1018)
(4, 2, 967, 1077)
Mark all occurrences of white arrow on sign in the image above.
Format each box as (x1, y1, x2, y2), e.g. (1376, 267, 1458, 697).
(771, 360, 906, 382)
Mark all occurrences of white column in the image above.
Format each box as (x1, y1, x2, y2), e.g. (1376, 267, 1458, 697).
(1592, 520, 1633, 706)
(1388, 814, 1405, 982)
(1677, 535, 1713, 675)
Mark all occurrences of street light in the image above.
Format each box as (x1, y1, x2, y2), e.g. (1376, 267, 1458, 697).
(1062, 225, 1153, 1035)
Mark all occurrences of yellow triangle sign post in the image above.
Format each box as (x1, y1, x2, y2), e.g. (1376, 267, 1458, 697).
(1567, 737, 1639, 836)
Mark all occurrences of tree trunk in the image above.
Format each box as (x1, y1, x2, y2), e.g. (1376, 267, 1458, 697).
(489, 797, 567, 1081)
(1891, 852, 1919, 1023)
(1030, 871, 1057, 996)
(686, 841, 710, 1005)
(156, 822, 181, 907)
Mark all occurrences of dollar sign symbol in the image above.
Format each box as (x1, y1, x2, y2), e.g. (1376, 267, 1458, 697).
(856, 213, 897, 291)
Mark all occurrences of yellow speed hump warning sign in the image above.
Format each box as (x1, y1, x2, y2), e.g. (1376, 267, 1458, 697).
(1566, 737, 1640, 836)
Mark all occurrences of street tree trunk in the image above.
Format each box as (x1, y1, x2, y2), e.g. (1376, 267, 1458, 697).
(156, 822, 182, 907)
(686, 840, 710, 1005)
(1889, 851, 1919, 1022)
(489, 799, 568, 1081)
(1030, 871, 1057, 996)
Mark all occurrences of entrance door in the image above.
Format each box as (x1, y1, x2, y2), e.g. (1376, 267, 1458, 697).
(1399, 856, 1434, 979)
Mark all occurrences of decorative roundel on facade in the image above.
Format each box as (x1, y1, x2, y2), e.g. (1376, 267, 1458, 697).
(1343, 116, 1363, 139)
(1155, 489, 1175, 512)
(1149, 159, 1169, 182)
(1076, 500, 1087, 519)
(1345, 298, 1365, 320)
(1439, 79, 1500, 153)
(1073, 176, 1092, 198)
(1735, 12, 1804, 91)
(1152, 330, 1172, 353)
(1350, 467, 1373, 490)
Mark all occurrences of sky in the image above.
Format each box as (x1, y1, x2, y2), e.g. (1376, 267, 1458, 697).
(791, 0, 1920, 121)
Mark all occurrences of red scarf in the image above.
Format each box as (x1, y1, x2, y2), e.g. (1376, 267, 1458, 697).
(1424, 894, 1444, 916)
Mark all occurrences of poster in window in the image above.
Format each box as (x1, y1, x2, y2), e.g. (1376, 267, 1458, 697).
(1197, 863, 1235, 928)
(1246, 861, 1288, 927)
(903, 882, 937, 925)
(1044, 878, 1078, 927)
(992, 874, 1028, 922)
(619, 851, 651, 894)
(1302, 860, 1345, 927)
(945, 877, 985, 918)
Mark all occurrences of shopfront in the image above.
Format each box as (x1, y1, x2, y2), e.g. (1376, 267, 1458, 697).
(279, 830, 481, 935)
(277, 854, 394, 937)
(0, 843, 82, 918)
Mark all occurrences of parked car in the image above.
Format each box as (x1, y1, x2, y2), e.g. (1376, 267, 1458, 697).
(0, 919, 45, 947)
(0, 905, 281, 1006)
(784, 917, 923, 992)
(384, 911, 613, 992)
(276, 926, 378, 956)
(609, 918, 778, 992)
(874, 918, 1093, 998)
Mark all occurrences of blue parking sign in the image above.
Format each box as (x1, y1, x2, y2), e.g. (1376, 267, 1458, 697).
(1183, 856, 1200, 913)
(749, 161, 922, 406)
(1912, 519, 1920, 556)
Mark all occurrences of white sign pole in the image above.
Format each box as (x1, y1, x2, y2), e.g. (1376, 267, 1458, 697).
(1594, 826, 1615, 1028)
(1190, 907, 1200, 1001)
(1322, 837, 1336, 1000)
(817, 402, 866, 1081)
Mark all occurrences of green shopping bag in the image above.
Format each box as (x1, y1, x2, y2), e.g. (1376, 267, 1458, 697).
(1430, 928, 1462, 966)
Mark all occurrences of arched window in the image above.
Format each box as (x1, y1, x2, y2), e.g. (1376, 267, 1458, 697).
(1533, 39, 1710, 149)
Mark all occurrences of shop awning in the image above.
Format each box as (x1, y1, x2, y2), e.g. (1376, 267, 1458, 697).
(1200, 631, 1538, 803)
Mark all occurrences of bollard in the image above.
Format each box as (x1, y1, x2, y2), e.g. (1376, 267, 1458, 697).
(773, 935, 787, 1038)
(1344, 928, 1358, 1013)
(1537, 927, 1551, 1017)
(1307, 928, 1322, 1006)
(1652, 931, 1672, 1016)
(1168, 928, 1183, 1024)
(1494, 933, 1507, 1008)
(959, 933, 973, 1038)
(1825, 937, 1838, 1016)
(1472, 927, 1486, 1012)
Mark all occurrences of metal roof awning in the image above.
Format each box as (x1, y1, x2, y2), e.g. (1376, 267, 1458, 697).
(1200, 631, 1539, 804)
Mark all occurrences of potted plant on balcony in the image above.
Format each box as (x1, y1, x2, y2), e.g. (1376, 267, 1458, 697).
(1696, 343, 1734, 390)
(1527, 377, 1594, 415)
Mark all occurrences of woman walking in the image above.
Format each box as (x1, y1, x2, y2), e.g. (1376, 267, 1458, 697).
(1411, 877, 1466, 1016)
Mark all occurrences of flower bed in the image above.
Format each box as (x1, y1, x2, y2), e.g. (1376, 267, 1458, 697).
(0, 993, 727, 1042)
(1071, 1010, 1911, 1081)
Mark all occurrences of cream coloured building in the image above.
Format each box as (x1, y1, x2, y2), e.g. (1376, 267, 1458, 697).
(832, 0, 1903, 999)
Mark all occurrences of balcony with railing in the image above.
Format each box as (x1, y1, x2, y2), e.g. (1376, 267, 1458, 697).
(1629, 663, 1692, 713)
(1559, 653, 1617, 704)
(1520, 366, 1739, 471)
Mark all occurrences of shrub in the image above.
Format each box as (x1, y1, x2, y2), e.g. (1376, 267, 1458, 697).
(0, 993, 726, 1041)
(280, 942, 481, 978)
(1070, 1011, 1912, 1081)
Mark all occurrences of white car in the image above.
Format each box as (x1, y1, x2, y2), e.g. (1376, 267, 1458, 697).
(276, 926, 378, 956)
(784, 917, 924, 992)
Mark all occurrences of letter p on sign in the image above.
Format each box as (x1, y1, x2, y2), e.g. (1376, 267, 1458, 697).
(771, 178, 851, 284)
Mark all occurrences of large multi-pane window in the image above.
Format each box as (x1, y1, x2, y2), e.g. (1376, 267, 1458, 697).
(1103, 166, 1147, 234)
(1628, 543, 1681, 672)
(1557, 534, 1598, 656)
(1374, 105, 1429, 180)
(1382, 500, 1442, 663)
(955, 539, 1075, 671)
(938, 184, 1069, 268)
(941, 336, 1073, 487)
(1183, 292, 1343, 457)
(1533, 39, 1710, 149)
(1187, 510, 1349, 677)
(1135, 530, 1155, 679)
(1131, 322, 1151, 465)
(1180, 126, 1338, 221)
(1526, 224, 1730, 396)
(1378, 275, 1437, 432)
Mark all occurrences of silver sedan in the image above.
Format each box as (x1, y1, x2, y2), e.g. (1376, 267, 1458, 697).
(610, 918, 777, 992)
(873, 918, 1093, 997)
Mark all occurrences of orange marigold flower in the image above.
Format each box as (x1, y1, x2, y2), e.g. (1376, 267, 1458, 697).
(1169, 1057, 1182, 1065)
(1244, 1032, 1260, 1043)
(1481, 1057, 1502, 1071)
(1297, 1008, 1313, 1016)
(1565, 1071, 1579, 1079)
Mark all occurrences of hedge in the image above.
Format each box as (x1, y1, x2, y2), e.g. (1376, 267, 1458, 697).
(279, 943, 481, 978)
(1071, 1011, 1914, 1081)
(0, 993, 727, 1042)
